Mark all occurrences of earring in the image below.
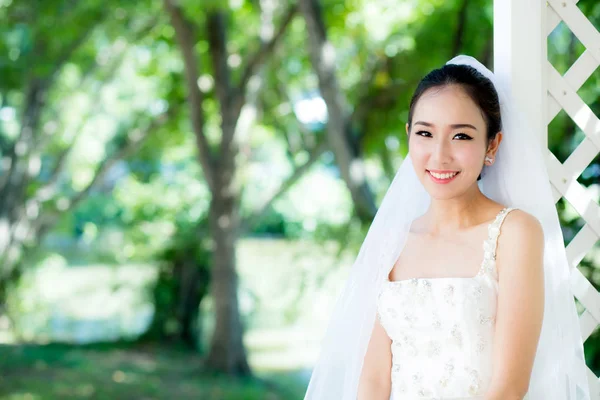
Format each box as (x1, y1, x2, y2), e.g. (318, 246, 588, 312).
(485, 156, 494, 165)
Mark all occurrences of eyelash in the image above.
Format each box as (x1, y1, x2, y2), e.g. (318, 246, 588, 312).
(414, 130, 473, 140)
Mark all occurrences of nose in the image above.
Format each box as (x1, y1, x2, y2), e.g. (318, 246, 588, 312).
(431, 137, 453, 165)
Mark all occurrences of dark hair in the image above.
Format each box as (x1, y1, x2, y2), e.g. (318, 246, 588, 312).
(407, 64, 502, 181)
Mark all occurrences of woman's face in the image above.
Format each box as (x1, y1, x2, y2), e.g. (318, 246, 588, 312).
(407, 85, 499, 199)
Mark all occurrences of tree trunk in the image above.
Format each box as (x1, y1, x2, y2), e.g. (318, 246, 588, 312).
(298, 0, 377, 223)
(163, 0, 296, 375)
(0, 79, 48, 320)
(205, 181, 250, 376)
(0, 260, 23, 321)
(451, 0, 469, 57)
(178, 260, 206, 347)
(141, 257, 209, 349)
(0, 79, 47, 269)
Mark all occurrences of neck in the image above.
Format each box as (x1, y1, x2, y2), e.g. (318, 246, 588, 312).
(425, 185, 492, 234)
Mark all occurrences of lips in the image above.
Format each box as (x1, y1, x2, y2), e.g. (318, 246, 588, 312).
(427, 170, 460, 183)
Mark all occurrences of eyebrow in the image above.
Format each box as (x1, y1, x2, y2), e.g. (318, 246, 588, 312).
(414, 121, 478, 131)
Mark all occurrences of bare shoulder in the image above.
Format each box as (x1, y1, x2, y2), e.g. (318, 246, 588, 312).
(497, 208, 545, 275)
(501, 208, 544, 243)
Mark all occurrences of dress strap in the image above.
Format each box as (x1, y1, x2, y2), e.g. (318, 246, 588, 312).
(481, 207, 517, 278)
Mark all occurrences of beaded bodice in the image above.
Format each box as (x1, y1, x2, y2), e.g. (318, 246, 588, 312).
(376, 207, 527, 400)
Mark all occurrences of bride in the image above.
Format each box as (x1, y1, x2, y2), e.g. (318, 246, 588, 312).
(303, 56, 590, 399)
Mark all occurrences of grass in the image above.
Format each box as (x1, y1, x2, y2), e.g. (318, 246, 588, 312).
(0, 342, 307, 400)
(0, 237, 354, 399)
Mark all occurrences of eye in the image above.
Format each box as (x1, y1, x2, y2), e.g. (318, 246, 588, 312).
(454, 133, 473, 140)
(415, 130, 432, 137)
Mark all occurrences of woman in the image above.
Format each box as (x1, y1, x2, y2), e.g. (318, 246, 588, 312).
(304, 55, 590, 400)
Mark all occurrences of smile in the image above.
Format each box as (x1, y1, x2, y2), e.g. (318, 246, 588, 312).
(427, 170, 460, 183)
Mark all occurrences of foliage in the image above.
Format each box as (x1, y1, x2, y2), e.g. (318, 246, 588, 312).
(0, 0, 598, 391)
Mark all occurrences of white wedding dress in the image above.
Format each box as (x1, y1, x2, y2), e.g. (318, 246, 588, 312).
(377, 207, 530, 400)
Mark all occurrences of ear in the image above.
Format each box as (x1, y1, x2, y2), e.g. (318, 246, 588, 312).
(486, 132, 503, 158)
(405, 123, 409, 136)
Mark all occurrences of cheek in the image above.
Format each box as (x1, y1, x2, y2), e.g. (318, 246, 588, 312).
(455, 145, 485, 168)
(408, 140, 428, 163)
(409, 140, 484, 167)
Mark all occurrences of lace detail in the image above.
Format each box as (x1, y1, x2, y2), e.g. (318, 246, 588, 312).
(377, 207, 518, 399)
(480, 206, 515, 280)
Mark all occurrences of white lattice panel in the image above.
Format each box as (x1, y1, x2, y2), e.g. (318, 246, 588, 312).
(546, 0, 600, 396)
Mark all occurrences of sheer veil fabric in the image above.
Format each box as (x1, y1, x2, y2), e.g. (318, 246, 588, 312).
(303, 55, 590, 400)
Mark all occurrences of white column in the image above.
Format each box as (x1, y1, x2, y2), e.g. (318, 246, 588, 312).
(494, 0, 548, 148)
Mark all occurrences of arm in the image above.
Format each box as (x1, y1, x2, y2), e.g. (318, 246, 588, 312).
(357, 314, 392, 400)
(485, 210, 545, 400)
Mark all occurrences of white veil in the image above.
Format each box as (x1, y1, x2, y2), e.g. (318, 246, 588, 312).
(304, 55, 590, 399)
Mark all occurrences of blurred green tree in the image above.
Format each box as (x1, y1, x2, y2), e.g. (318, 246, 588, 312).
(162, 0, 312, 376)
(0, 1, 173, 315)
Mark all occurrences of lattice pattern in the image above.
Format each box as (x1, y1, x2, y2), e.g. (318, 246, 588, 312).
(545, 0, 600, 396)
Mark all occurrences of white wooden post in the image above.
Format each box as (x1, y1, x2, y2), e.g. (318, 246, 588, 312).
(495, 0, 600, 398)
(493, 0, 547, 147)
